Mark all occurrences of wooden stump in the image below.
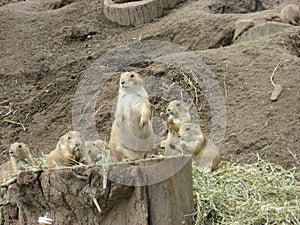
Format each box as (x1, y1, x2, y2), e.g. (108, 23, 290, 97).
(103, 0, 186, 26)
(0, 155, 194, 225)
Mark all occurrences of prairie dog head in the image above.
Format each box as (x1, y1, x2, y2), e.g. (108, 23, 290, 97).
(85, 140, 107, 154)
(166, 100, 190, 119)
(119, 71, 143, 90)
(90, 139, 109, 150)
(282, 4, 300, 13)
(179, 123, 204, 151)
(280, 4, 300, 25)
(85, 140, 110, 162)
(9, 143, 32, 161)
(57, 131, 85, 155)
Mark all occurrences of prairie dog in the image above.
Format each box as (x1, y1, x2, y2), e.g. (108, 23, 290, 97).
(0, 142, 34, 182)
(109, 71, 155, 161)
(45, 131, 91, 168)
(280, 4, 300, 25)
(160, 100, 191, 156)
(179, 123, 220, 172)
(84, 139, 110, 163)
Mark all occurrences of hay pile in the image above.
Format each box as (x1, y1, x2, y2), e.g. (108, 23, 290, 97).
(192, 160, 300, 225)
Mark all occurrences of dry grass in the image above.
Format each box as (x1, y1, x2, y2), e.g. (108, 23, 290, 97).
(192, 160, 300, 225)
(25, 154, 47, 170)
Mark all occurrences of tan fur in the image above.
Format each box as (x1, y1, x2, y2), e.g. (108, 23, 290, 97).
(109, 71, 156, 161)
(84, 139, 110, 163)
(0, 142, 34, 182)
(45, 131, 91, 168)
(179, 123, 220, 172)
(280, 4, 300, 25)
(160, 100, 191, 156)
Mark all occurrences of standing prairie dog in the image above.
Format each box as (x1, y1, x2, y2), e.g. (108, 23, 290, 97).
(45, 131, 91, 168)
(160, 100, 191, 156)
(280, 4, 300, 25)
(179, 123, 220, 172)
(0, 142, 35, 182)
(109, 71, 156, 161)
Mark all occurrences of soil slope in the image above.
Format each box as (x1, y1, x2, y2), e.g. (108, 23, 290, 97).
(0, 0, 299, 178)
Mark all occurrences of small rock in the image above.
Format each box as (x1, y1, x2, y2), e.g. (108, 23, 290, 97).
(64, 24, 95, 42)
(270, 84, 283, 101)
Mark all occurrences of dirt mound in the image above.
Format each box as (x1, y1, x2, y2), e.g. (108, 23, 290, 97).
(0, 0, 24, 7)
(0, 0, 299, 181)
(208, 0, 279, 14)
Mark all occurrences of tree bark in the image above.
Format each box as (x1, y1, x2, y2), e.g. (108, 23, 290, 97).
(0, 155, 193, 225)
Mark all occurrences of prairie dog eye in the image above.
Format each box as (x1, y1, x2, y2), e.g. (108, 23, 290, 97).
(18, 144, 22, 148)
(130, 74, 135, 78)
(68, 136, 71, 140)
(176, 103, 180, 106)
(185, 127, 190, 131)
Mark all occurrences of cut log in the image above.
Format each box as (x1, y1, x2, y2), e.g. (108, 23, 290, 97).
(0, 155, 194, 225)
(103, 0, 186, 26)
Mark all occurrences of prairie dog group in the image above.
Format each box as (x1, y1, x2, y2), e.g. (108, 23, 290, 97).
(109, 71, 156, 161)
(0, 143, 34, 182)
(1, 72, 221, 173)
(280, 4, 300, 26)
(45, 131, 91, 168)
(0, 132, 110, 179)
(179, 123, 220, 172)
(160, 100, 191, 155)
(160, 99, 221, 171)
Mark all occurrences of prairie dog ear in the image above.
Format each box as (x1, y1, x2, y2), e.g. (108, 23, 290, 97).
(24, 144, 31, 154)
(60, 135, 66, 143)
(57, 135, 65, 149)
(135, 76, 143, 86)
(56, 141, 61, 150)
(185, 100, 193, 110)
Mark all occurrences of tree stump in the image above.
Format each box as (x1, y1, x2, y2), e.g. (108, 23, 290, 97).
(103, 0, 186, 26)
(0, 155, 194, 225)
